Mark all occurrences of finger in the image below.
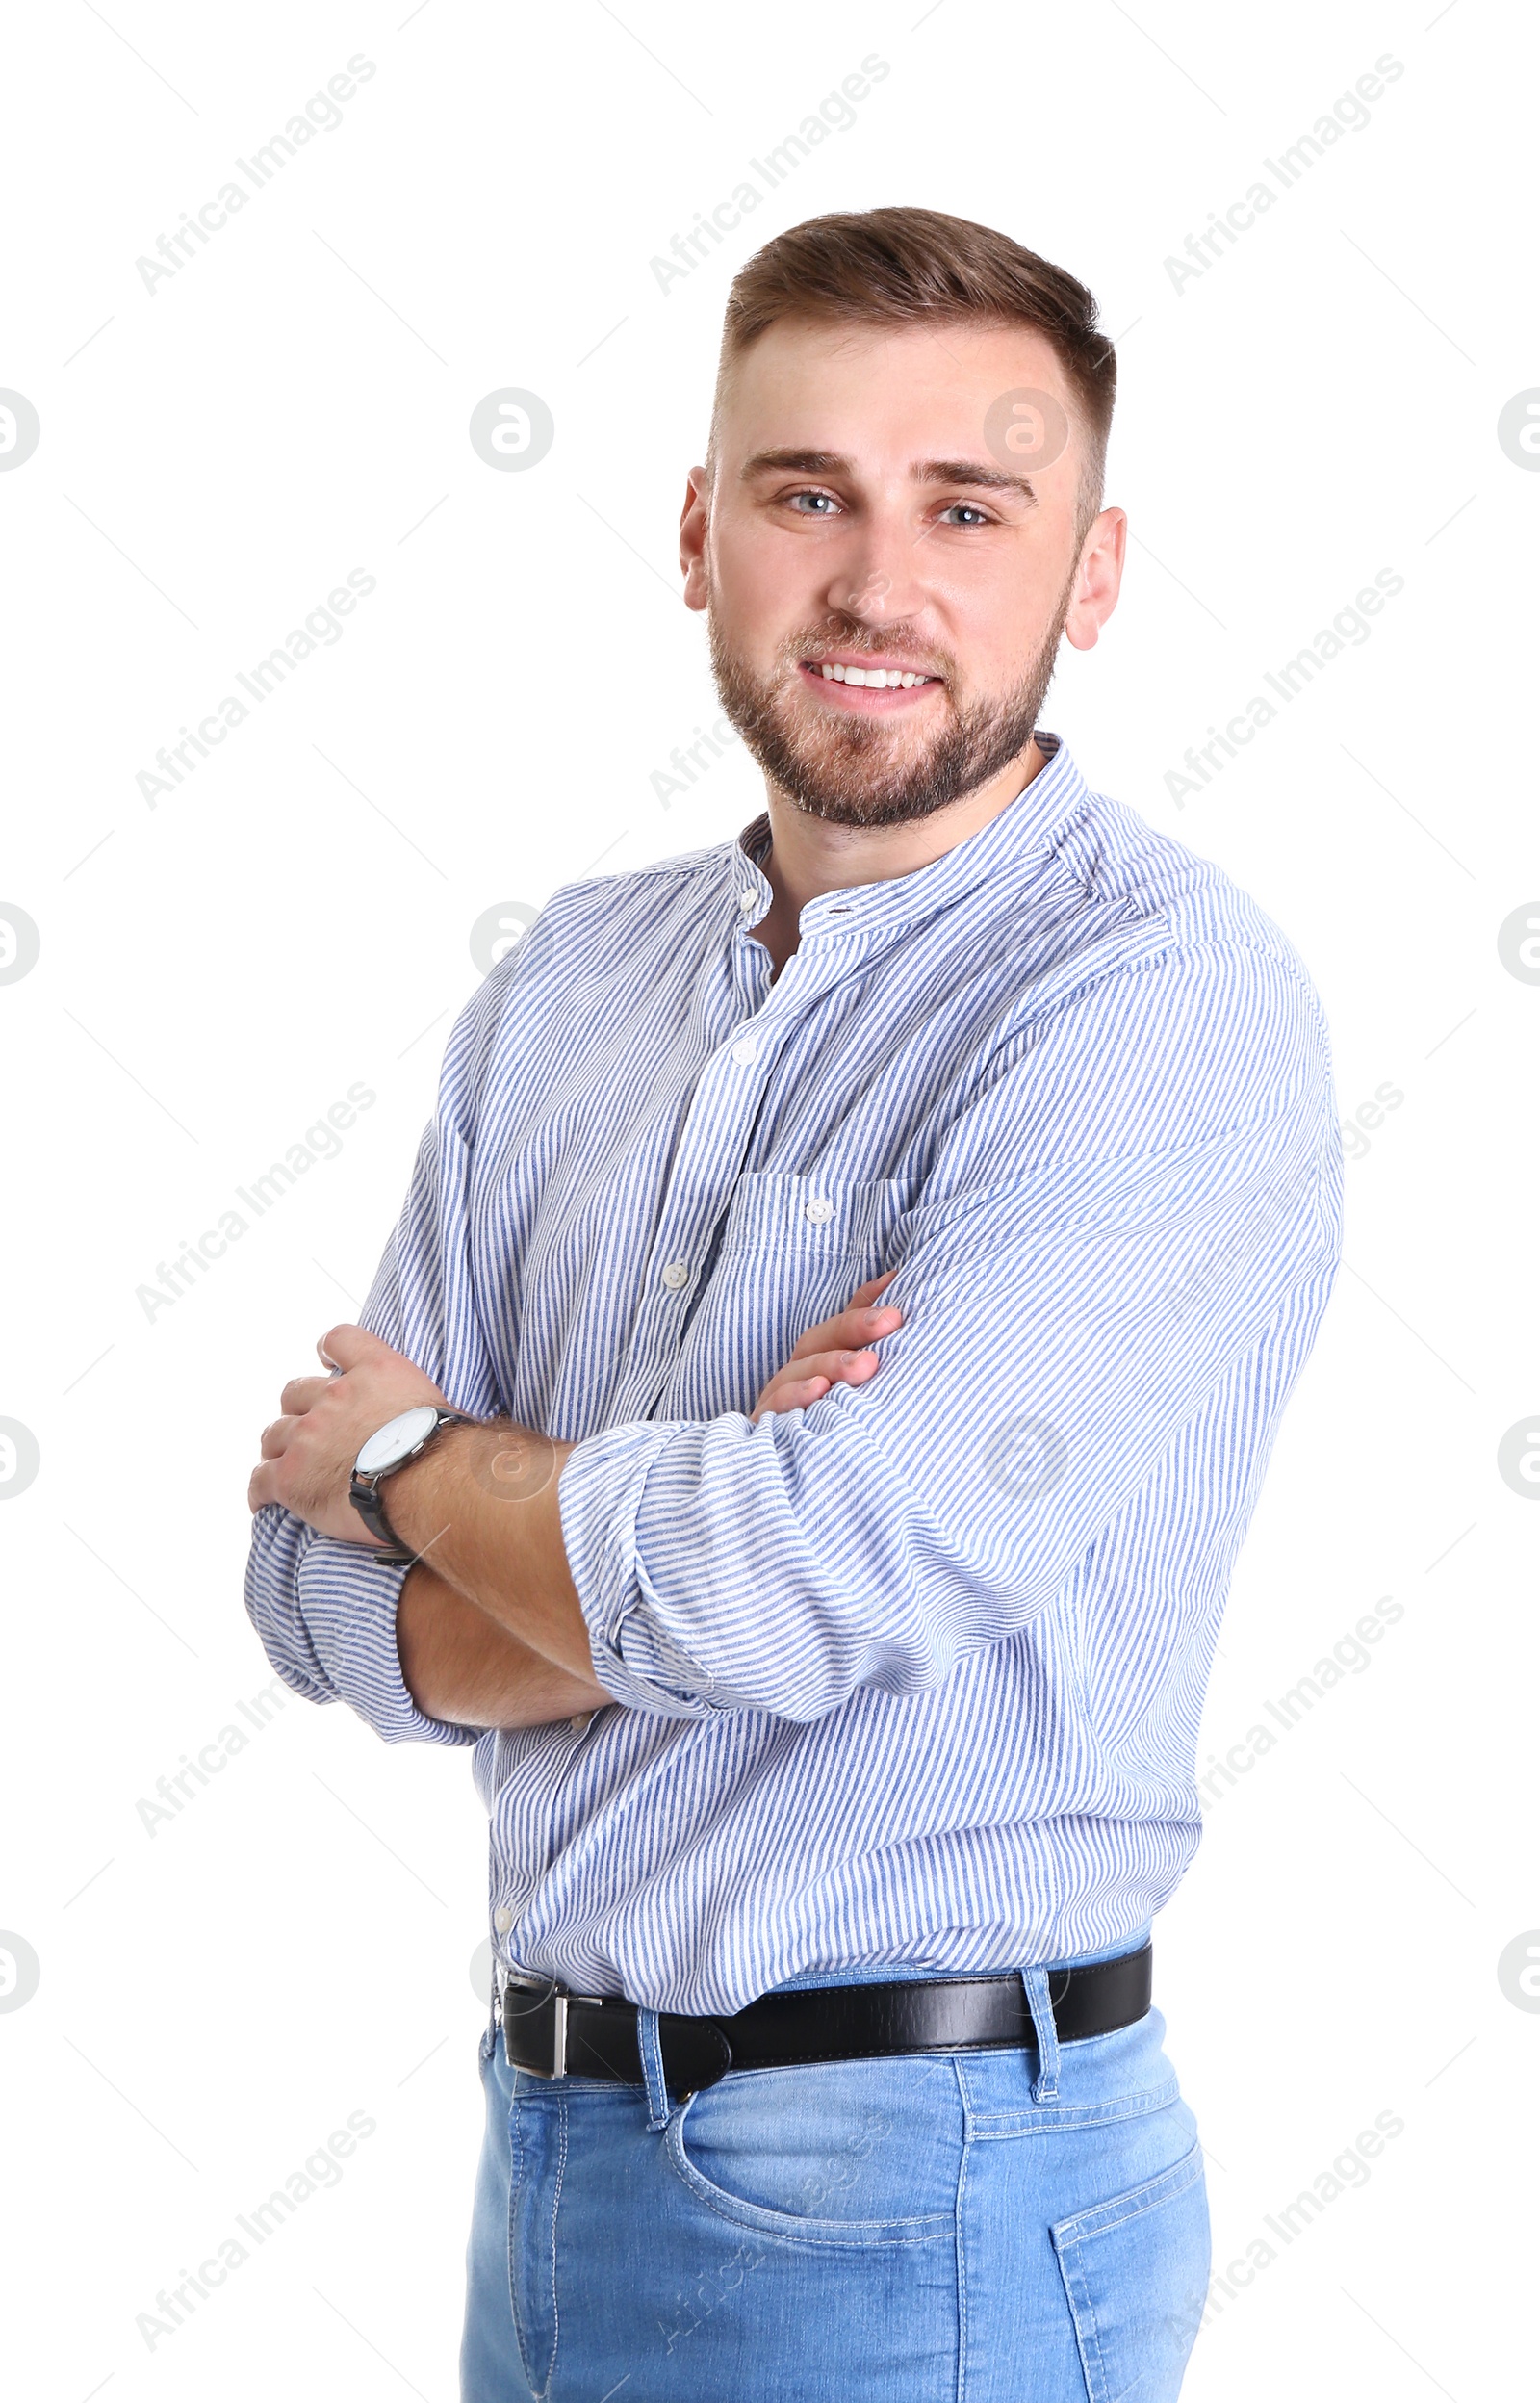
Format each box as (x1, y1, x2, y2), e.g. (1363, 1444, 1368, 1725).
(279, 1374, 333, 1416)
(847, 1269, 898, 1308)
(829, 1300, 903, 1347)
(788, 1297, 903, 1365)
(790, 1347, 884, 1389)
(757, 1350, 881, 1420)
(753, 1374, 832, 1422)
(259, 1416, 296, 1460)
(247, 1461, 274, 1513)
(316, 1322, 379, 1371)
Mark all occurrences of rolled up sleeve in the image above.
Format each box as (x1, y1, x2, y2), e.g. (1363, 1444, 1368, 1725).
(244, 1506, 477, 1747)
(559, 943, 1344, 1723)
(243, 966, 515, 1745)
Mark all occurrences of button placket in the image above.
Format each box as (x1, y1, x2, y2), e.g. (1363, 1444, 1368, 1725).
(639, 1015, 781, 1322)
(617, 928, 858, 1414)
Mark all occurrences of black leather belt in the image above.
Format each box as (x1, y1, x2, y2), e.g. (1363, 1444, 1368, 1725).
(501, 1943, 1151, 2094)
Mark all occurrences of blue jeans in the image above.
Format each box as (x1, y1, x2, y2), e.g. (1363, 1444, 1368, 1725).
(459, 1961, 1210, 2400)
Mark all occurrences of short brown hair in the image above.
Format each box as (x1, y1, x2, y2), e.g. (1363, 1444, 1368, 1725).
(710, 206, 1116, 544)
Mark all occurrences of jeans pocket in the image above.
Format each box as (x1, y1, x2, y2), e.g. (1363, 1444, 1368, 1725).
(1050, 2138, 1210, 2401)
(664, 2063, 958, 2251)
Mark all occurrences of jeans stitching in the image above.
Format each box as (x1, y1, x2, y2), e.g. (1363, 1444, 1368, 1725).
(1051, 2143, 1206, 2400)
(1059, 2243, 1109, 2399)
(1052, 2140, 1205, 2245)
(507, 2086, 537, 2396)
(544, 2091, 569, 2400)
(968, 2081, 1181, 2134)
(952, 2057, 969, 2403)
(662, 2102, 953, 2249)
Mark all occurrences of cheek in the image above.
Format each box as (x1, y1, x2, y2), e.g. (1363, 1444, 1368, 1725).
(713, 523, 824, 646)
(928, 556, 1055, 664)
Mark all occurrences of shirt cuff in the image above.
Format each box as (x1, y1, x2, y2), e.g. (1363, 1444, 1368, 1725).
(245, 1506, 476, 1749)
(559, 1429, 744, 1718)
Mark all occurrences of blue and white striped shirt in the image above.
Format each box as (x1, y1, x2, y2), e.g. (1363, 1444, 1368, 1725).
(246, 732, 1343, 2016)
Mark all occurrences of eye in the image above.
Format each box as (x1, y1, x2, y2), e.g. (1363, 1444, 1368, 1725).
(783, 489, 842, 515)
(937, 502, 994, 528)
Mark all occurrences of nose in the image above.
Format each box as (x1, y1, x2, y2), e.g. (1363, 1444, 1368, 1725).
(819, 507, 930, 630)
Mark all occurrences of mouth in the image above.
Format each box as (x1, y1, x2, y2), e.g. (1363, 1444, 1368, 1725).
(797, 656, 945, 712)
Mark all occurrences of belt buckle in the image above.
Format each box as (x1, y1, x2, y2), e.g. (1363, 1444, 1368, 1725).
(505, 1977, 604, 2079)
(546, 1991, 570, 2080)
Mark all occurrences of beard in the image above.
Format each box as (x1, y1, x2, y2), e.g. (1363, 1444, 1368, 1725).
(706, 571, 1076, 831)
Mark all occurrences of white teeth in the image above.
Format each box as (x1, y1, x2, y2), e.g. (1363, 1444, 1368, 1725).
(816, 662, 931, 687)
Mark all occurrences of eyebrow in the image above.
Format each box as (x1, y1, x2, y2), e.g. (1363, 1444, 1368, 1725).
(738, 448, 1039, 504)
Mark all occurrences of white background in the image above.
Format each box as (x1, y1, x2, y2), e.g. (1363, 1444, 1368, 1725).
(1, 1, 1535, 2396)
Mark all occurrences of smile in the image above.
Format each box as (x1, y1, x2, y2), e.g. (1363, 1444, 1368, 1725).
(798, 659, 943, 709)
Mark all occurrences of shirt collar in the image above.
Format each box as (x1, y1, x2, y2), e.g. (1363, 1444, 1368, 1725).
(729, 731, 1088, 944)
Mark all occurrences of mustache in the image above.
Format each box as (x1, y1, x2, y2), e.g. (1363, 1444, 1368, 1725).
(786, 618, 950, 681)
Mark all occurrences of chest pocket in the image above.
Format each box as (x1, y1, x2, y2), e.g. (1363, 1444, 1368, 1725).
(667, 1169, 913, 1420)
(718, 1168, 911, 1264)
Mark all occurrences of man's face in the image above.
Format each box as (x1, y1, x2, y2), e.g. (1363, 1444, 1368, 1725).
(681, 317, 1124, 829)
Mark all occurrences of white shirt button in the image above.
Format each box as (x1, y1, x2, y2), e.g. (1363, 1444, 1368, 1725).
(494, 1906, 513, 1933)
(738, 891, 757, 916)
(660, 1259, 691, 1290)
(805, 1196, 835, 1225)
(570, 1712, 593, 1733)
(731, 1037, 758, 1067)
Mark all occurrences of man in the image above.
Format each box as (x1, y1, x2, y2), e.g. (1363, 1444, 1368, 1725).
(247, 206, 1343, 2401)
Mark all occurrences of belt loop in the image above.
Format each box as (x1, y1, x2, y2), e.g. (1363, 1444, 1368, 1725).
(637, 2006, 671, 2131)
(1021, 1967, 1061, 2104)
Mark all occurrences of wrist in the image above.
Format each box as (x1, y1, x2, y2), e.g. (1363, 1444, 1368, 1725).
(379, 1417, 478, 1557)
(384, 1417, 590, 1681)
(348, 1405, 475, 1560)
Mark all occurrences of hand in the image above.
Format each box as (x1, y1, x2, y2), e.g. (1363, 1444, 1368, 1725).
(247, 1324, 453, 1545)
(750, 1271, 904, 1423)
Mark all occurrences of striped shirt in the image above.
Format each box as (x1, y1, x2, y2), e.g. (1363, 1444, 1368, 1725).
(245, 731, 1344, 2017)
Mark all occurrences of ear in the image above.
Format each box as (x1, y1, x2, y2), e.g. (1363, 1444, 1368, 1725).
(1063, 507, 1127, 654)
(680, 466, 711, 613)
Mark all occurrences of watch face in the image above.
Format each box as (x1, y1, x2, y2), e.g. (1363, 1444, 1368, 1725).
(355, 1403, 441, 1478)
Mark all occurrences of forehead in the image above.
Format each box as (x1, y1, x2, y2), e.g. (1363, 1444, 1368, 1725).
(715, 315, 1081, 484)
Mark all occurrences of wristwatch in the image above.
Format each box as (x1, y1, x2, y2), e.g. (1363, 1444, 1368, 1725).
(349, 1404, 473, 1562)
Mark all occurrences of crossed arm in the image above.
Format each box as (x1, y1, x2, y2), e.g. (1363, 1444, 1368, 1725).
(247, 1273, 901, 1733)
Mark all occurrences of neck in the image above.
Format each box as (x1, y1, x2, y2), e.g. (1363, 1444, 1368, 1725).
(754, 736, 1048, 981)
